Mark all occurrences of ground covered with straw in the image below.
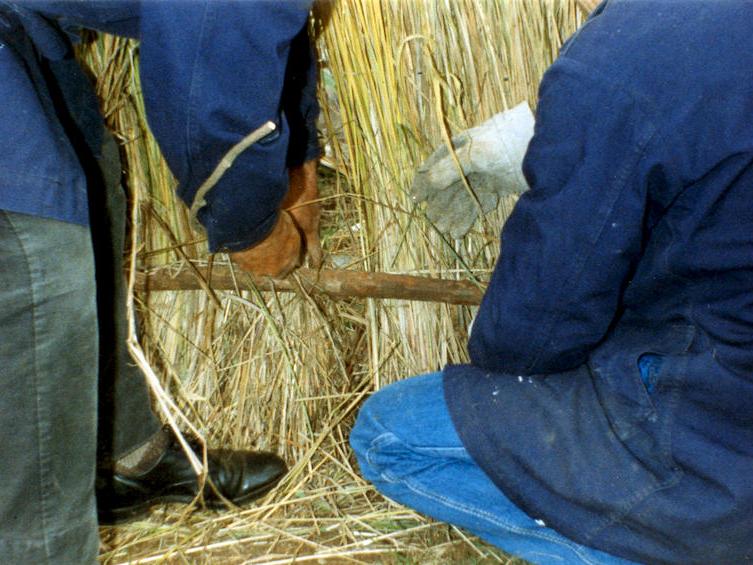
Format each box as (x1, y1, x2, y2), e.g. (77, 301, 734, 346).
(80, 2, 585, 562)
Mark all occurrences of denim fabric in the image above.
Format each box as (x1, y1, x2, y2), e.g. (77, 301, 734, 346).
(351, 373, 636, 565)
(0, 211, 100, 564)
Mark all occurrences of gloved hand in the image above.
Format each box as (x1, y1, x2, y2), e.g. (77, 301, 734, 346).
(229, 210, 303, 278)
(411, 101, 534, 238)
(229, 158, 320, 278)
(283, 158, 322, 268)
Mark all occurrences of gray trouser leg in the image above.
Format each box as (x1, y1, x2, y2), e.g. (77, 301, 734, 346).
(0, 211, 99, 564)
(93, 132, 162, 463)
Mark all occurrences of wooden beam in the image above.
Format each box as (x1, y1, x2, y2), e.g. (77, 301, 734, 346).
(136, 264, 486, 306)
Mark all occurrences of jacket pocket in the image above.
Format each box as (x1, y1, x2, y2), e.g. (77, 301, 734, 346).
(588, 324, 695, 478)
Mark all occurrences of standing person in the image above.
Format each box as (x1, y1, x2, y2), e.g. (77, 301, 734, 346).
(352, 1, 753, 564)
(0, 1, 320, 563)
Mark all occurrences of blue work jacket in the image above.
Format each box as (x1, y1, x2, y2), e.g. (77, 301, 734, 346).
(445, 2, 753, 563)
(0, 0, 319, 251)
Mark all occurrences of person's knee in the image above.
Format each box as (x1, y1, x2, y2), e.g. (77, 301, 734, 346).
(351, 372, 446, 463)
(349, 391, 386, 471)
(352, 372, 450, 486)
(351, 383, 416, 486)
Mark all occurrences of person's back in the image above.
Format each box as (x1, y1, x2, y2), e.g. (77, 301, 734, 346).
(439, 1, 753, 562)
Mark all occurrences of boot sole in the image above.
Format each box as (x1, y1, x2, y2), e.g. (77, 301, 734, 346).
(98, 476, 281, 526)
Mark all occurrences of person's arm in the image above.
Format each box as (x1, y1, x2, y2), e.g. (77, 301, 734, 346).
(230, 19, 322, 275)
(468, 58, 664, 375)
(30, 1, 318, 275)
(137, 1, 313, 256)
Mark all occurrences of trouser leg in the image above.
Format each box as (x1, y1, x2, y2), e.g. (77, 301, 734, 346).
(0, 211, 99, 564)
(350, 372, 636, 565)
(92, 132, 162, 463)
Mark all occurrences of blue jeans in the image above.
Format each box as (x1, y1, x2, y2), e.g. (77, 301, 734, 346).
(350, 372, 637, 565)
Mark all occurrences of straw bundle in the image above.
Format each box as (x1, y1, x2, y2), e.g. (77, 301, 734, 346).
(78, 1, 584, 562)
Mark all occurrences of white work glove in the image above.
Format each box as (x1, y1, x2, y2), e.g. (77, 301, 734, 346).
(411, 101, 535, 238)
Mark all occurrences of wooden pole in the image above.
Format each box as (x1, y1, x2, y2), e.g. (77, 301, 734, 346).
(136, 263, 486, 306)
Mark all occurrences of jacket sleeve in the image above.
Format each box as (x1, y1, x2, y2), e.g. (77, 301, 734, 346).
(138, 0, 314, 252)
(28, 0, 317, 252)
(468, 58, 662, 375)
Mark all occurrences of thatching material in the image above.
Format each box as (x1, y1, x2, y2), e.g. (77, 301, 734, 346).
(77, 1, 584, 562)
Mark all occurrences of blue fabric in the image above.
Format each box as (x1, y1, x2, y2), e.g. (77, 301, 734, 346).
(0, 0, 319, 251)
(0, 6, 90, 226)
(445, 2, 753, 564)
(637, 354, 662, 394)
(351, 372, 638, 565)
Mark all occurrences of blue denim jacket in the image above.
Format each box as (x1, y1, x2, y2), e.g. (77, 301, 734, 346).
(0, 0, 319, 251)
(445, 2, 753, 563)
